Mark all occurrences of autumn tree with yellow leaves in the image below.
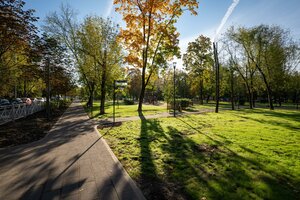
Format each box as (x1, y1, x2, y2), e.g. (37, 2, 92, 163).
(114, 0, 199, 111)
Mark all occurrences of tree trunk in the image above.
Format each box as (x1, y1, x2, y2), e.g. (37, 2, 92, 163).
(100, 74, 106, 115)
(250, 79, 255, 108)
(296, 91, 299, 109)
(213, 42, 220, 113)
(257, 66, 274, 110)
(87, 83, 95, 108)
(199, 79, 203, 105)
(247, 86, 253, 109)
(138, 84, 145, 112)
(100, 52, 107, 115)
(267, 88, 274, 110)
(206, 95, 210, 103)
(252, 91, 256, 108)
(230, 69, 235, 110)
(138, 67, 146, 112)
(279, 97, 282, 107)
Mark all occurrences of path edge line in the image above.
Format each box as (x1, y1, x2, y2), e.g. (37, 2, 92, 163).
(93, 125, 146, 200)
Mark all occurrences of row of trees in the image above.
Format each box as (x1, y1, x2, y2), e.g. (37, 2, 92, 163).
(2, 0, 298, 113)
(166, 26, 300, 110)
(0, 0, 76, 99)
(42, 0, 200, 114)
(113, 0, 299, 111)
(123, 25, 300, 111)
(44, 5, 124, 114)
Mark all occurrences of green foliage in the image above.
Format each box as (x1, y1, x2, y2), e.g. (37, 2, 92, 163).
(58, 99, 71, 109)
(114, 0, 198, 111)
(0, 0, 38, 97)
(183, 35, 214, 103)
(102, 109, 300, 200)
(178, 98, 192, 108)
(169, 98, 193, 109)
(225, 25, 298, 109)
(40, 34, 76, 97)
(124, 99, 135, 105)
(238, 98, 246, 105)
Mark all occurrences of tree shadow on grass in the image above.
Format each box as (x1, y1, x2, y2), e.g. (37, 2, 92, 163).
(239, 115, 300, 132)
(133, 114, 298, 199)
(138, 111, 171, 199)
(237, 108, 300, 124)
(169, 117, 299, 200)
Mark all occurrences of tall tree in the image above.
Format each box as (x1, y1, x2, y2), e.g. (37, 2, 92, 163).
(114, 0, 198, 111)
(0, 0, 38, 96)
(78, 16, 122, 114)
(213, 42, 220, 113)
(43, 5, 92, 101)
(39, 34, 75, 98)
(44, 5, 122, 113)
(126, 67, 142, 101)
(223, 33, 257, 109)
(183, 35, 213, 104)
(227, 25, 296, 110)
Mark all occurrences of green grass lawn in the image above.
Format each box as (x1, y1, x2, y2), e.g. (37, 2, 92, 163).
(190, 101, 232, 111)
(82, 101, 168, 119)
(82, 100, 229, 120)
(191, 101, 299, 111)
(100, 108, 300, 200)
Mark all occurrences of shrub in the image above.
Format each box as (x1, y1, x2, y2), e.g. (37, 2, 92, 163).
(238, 98, 246, 106)
(124, 99, 135, 105)
(169, 98, 192, 110)
(178, 98, 192, 109)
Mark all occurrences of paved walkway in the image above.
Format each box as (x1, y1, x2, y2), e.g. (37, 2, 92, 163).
(0, 102, 145, 200)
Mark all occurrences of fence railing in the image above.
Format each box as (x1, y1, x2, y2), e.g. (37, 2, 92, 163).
(0, 102, 45, 125)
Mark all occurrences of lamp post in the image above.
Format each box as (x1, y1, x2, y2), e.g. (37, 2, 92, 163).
(173, 62, 176, 117)
(113, 80, 116, 124)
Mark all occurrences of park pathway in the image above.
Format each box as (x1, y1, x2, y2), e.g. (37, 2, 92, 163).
(0, 102, 145, 200)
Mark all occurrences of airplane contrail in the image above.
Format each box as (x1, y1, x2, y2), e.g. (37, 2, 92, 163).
(214, 0, 240, 42)
(104, 0, 113, 18)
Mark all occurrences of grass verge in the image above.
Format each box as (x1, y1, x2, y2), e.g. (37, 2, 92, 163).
(83, 101, 168, 119)
(100, 108, 300, 200)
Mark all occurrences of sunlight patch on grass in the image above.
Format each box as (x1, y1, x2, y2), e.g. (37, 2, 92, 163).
(83, 101, 167, 119)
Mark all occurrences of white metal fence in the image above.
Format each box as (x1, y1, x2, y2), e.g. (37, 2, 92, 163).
(0, 102, 45, 125)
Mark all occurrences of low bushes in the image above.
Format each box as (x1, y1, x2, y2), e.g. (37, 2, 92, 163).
(124, 99, 135, 105)
(169, 98, 192, 110)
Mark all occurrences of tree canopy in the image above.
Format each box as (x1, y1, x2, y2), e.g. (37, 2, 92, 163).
(114, 0, 199, 111)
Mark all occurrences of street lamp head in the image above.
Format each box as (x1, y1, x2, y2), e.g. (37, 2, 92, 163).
(173, 62, 176, 69)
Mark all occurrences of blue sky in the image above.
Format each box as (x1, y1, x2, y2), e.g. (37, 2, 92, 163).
(24, 0, 300, 67)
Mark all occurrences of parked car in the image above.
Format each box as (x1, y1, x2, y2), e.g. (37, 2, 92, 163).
(30, 98, 38, 102)
(11, 98, 23, 105)
(36, 97, 45, 102)
(21, 97, 32, 105)
(0, 99, 11, 106)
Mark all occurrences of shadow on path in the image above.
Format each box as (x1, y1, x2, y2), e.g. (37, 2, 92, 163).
(0, 103, 145, 200)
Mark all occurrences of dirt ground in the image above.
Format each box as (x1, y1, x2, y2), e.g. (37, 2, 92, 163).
(0, 107, 68, 148)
